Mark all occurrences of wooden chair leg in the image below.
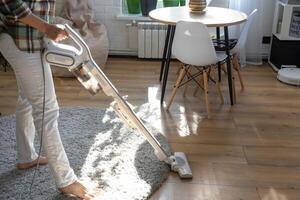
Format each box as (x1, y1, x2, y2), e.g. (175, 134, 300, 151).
(232, 75, 237, 104)
(212, 67, 224, 104)
(183, 67, 192, 97)
(233, 54, 245, 91)
(203, 69, 211, 118)
(231, 61, 237, 104)
(166, 65, 186, 111)
(221, 63, 227, 74)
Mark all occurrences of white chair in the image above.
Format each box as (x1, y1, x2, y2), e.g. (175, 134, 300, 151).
(215, 9, 258, 91)
(166, 21, 227, 118)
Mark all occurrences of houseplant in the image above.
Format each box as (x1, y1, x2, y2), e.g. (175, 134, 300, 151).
(126, 0, 141, 14)
(180, 0, 186, 6)
(163, 0, 179, 7)
(140, 0, 157, 16)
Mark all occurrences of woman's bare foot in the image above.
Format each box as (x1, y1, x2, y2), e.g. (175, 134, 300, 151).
(58, 181, 96, 200)
(16, 156, 48, 170)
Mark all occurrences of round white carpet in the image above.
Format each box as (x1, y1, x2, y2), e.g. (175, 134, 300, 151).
(0, 107, 171, 200)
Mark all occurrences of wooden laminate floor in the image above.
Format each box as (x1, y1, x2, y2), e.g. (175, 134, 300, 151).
(1, 57, 300, 200)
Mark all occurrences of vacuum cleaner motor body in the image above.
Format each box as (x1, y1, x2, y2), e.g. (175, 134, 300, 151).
(277, 68, 300, 86)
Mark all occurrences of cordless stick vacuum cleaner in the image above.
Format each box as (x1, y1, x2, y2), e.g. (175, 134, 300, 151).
(43, 24, 193, 179)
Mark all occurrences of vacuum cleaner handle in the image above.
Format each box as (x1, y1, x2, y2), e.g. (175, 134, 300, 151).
(43, 24, 86, 68)
(64, 24, 92, 60)
(47, 24, 84, 56)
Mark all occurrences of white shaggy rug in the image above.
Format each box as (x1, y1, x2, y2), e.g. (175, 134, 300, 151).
(0, 107, 171, 200)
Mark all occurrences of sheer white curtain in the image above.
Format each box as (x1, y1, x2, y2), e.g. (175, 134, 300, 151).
(229, 0, 264, 66)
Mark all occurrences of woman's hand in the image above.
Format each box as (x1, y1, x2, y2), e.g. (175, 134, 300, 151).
(44, 24, 69, 41)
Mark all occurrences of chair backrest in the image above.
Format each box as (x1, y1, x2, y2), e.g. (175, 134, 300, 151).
(232, 9, 258, 54)
(208, 0, 229, 8)
(172, 21, 219, 66)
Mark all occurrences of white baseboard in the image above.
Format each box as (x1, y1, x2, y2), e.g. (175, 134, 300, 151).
(109, 50, 137, 56)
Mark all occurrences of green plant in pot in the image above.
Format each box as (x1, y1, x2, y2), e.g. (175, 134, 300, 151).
(126, 0, 141, 14)
(140, 0, 157, 16)
(163, 0, 179, 7)
(180, 0, 186, 6)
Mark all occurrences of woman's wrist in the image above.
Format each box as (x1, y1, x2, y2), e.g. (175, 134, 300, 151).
(19, 14, 49, 34)
(39, 22, 49, 34)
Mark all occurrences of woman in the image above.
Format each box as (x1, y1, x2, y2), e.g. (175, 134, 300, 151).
(0, 0, 95, 199)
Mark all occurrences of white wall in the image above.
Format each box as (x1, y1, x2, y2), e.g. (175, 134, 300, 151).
(93, 0, 135, 55)
(261, 0, 276, 57)
(262, 0, 276, 37)
(56, 0, 134, 55)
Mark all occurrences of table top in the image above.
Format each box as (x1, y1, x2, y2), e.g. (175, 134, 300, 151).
(149, 6, 247, 27)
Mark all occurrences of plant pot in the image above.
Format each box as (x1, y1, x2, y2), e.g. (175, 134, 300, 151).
(127, 0, 141, 14)
(180, 0, 186, 6)
(141, 0, 157, 16)
(163, 0, 180, 7)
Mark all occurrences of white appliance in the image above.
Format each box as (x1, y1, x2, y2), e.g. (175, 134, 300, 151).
(277, 68, 300, 86)
(44, 24, 193, 179)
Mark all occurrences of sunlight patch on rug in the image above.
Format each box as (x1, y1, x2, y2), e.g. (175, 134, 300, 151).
(0, 107, 171, 200)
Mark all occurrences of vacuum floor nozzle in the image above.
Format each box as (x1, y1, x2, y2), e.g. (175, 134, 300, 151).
(171, 152, 193, 179)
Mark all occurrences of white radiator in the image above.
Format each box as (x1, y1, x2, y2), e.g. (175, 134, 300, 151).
(137, 22, 167, 59)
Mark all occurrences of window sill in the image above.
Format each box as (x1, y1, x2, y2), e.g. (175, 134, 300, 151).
(116, 14, 153, 21)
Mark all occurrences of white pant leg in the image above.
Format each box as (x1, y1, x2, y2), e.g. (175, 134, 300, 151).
(0, 33, 77, 188)
(15, 95, 38, 163)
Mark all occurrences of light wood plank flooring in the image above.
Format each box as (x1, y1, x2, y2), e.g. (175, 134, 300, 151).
(1, 57, 300, 200)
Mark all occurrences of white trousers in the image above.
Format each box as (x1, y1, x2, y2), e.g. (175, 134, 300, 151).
(0, 33, 77, 188)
